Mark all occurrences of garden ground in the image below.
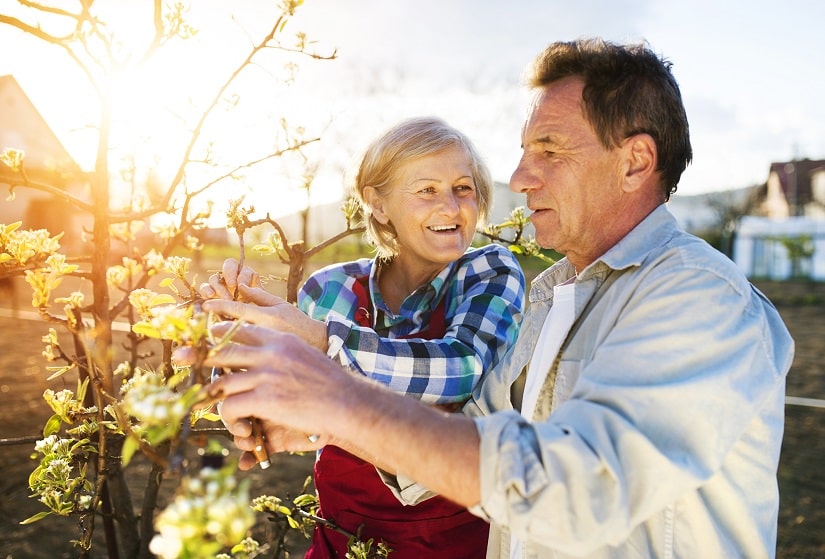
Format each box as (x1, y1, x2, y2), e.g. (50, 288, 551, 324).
(1, 279, 823, 558)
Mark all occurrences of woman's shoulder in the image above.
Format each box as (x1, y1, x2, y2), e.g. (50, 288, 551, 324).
(299, 258, 373, 310)
(307, 257, 373, 283)
(301, 257, 372, 299)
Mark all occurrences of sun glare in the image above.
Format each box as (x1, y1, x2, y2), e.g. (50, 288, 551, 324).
(2, 2, 354, 228)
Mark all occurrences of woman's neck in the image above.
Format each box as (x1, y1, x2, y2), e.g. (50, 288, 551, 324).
(377, 257, 442, 314)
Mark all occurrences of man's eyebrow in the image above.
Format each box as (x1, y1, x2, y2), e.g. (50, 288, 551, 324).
(525, 135, 555, 148)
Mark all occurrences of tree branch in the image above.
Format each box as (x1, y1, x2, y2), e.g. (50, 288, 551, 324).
(1, 177, 94, 213)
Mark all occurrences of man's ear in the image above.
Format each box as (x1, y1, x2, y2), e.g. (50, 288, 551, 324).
(363, 186, 389, 224)
(621, 133, 657, 193)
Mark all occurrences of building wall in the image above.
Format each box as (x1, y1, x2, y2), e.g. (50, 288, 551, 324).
(734, 216, 825, 281)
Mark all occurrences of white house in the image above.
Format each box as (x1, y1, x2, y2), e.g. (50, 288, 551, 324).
(732, 159, 825, 280)
(733, 216, 825, 281)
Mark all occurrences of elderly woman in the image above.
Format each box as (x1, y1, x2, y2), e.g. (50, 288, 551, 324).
(200, 116, 525, 559)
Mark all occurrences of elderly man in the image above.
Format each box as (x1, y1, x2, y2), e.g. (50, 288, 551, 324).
(184, 38, 794, 558)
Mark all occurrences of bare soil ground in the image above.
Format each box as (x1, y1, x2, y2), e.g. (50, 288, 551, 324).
(0, 279, 823, 558)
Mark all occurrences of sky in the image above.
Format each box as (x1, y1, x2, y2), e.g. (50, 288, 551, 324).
(1, 0, 823, 217)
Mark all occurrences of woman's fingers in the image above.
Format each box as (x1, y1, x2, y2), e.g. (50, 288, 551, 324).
(198, 273, 232, 300)
(237, 284, 279, 306)
(203, 296, 283, 321)
(221, 260, 260, 291)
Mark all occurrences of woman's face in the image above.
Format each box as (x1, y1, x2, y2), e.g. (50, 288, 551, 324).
(368, 146, 480, 275)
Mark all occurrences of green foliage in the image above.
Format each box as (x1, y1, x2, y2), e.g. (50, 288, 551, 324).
(22, 433, 96, 523)
(149, 461, 256, 559)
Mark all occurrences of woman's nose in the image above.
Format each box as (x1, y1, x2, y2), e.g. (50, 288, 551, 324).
(438, 192, 460, 215)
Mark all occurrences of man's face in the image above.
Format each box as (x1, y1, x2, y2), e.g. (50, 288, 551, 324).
(510, 77, 626, 270)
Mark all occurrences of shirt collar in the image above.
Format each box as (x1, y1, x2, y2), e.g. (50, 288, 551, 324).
(529, 204, 679, 303)
(369, 256, 457, 317)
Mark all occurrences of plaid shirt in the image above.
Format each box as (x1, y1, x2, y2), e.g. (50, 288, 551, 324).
(298, 244, 525, 404)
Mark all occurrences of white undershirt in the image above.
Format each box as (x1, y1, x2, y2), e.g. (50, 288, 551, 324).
(510, 280, 576, 559)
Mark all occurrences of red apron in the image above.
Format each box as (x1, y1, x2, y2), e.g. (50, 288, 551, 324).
(305, 277, 489, 559)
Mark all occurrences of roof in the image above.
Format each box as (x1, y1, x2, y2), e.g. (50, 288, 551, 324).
(768, 158, 825, 208)
(0, 74, 82, 185)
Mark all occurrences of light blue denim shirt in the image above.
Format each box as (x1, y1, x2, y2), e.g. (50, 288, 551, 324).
(461, 204, 794, 558)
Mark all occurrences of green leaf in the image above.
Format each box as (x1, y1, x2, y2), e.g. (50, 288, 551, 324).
(132, 322, 160, 339)
(121, 435, 139, 467)
(28, 465, 43, 488)
(43, 414, 62, 437)
(19, 511, 51, 525)
(252, 243, 275, 255)
(150, 293, 176, 306)
(45, 365, 75, 381)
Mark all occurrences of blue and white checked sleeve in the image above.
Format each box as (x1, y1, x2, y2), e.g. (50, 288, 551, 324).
(319, 245, 525, 405)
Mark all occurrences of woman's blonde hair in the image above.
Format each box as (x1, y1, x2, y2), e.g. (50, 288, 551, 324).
(352, 116, 492, 259)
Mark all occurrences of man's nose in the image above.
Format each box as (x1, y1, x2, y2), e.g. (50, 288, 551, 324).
(510, 157, 537, 193)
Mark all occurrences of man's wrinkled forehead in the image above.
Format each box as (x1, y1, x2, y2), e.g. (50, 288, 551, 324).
(520, 89, 546, 140)
(520, 80, 589, 141)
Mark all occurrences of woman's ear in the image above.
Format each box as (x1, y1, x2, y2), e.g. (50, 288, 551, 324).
(621, 133, 657, 193)
(364, 186, 390, 224)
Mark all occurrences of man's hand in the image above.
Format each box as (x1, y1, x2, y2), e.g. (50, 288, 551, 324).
(174, 321, 482, 508)
(176, 322, 353, 439)
(224, 416, 323, 470)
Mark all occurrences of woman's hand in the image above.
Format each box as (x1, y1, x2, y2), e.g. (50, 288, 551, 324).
(202, 287, 329, 353)
(198, 258, 261, 302)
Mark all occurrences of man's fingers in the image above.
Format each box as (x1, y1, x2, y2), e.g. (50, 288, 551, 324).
(229, 418, 254, 438)
(236, 451, 260, 471)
